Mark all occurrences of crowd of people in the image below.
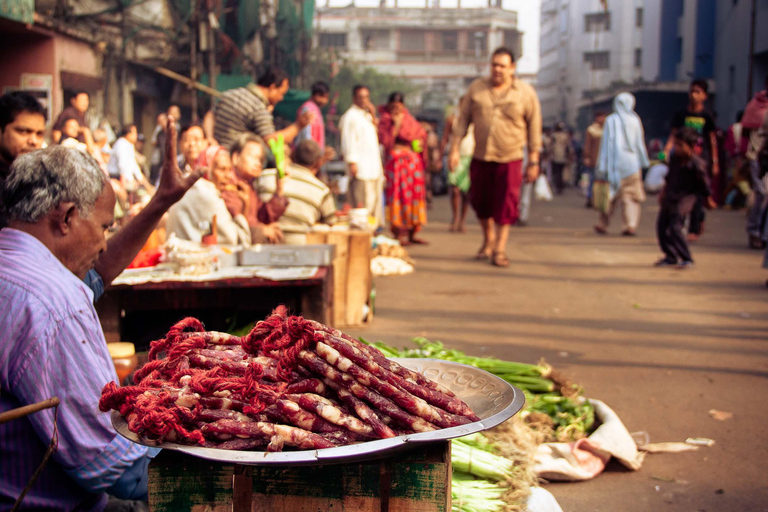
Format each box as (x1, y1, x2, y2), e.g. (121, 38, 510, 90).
(1, 42, 768, 510)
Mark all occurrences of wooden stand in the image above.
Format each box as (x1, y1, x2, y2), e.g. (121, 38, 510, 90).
(148, 441, 451, 512)
(306, 231, 372, 327)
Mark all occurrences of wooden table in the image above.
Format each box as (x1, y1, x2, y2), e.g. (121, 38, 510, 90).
(97, 267, 333, 348)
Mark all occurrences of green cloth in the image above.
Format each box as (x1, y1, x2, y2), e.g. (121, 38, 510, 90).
(449, 156, 471, 193)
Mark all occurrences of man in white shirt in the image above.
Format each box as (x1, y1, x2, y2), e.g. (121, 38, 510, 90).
(339, 85, 384, 228)
(107, 124, 153, 196)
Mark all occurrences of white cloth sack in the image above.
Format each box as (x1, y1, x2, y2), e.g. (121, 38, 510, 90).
(534, 175, 553, 201)
(533, 398, 645, 481)
(526, 487, 564, 512)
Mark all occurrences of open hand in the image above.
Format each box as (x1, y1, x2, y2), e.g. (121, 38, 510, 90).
(525, 163, 540, 183)
(155, 115, 204, 206)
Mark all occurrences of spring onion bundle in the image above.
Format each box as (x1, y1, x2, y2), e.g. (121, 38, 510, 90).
(451, 437, 514, 481)
(451, 478, 506, 512)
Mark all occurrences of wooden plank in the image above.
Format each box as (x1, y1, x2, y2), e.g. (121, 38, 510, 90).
(327, 231, 349, 327)
(345, 231, 372, 326)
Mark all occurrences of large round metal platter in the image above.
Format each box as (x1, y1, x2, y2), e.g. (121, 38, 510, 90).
(112, 358, 526, 465)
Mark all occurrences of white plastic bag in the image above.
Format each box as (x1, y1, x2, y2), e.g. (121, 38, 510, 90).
(534, 175, 553, 202)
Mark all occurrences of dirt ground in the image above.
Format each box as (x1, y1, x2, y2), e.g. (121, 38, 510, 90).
(347, 189, 768, 512)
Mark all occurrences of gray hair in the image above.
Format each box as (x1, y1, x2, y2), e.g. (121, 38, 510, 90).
(1, 146, 108, 223)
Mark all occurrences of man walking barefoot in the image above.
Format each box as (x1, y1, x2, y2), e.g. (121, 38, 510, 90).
(449, 47, 542, 267)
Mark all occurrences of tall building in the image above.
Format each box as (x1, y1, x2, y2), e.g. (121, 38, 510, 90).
(713, 1, 768, 129)
(539, 0, 716, 138)
(314, 5, 525, 111)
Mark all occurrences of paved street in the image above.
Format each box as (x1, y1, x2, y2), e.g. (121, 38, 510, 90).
(348, 188, 768, 512)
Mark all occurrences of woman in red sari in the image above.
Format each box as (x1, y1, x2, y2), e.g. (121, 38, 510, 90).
(378, 92, 428, 245)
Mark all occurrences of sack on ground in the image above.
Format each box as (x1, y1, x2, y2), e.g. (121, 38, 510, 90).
(535, 175, 553, 202)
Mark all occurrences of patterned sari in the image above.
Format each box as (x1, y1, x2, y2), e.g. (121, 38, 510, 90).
(378, 106, 428, 232)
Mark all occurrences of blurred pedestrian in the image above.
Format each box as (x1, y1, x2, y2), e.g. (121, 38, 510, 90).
(664, 79, 718, 241)
(593, 92, 650, 236)
(339, 84, 384, 228)
(742, 76, 768, 249)
(150, 112, 168, 184)
(378, 92, 428, 246)
(550, 122, 573, 195)
(655, 127, 717, 269)
(449, 47, 542, 268)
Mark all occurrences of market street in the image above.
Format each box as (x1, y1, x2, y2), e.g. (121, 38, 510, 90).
(348, 190, 768, 512)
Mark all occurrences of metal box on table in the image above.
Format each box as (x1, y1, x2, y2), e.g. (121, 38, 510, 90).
(238, 244, 335, 267)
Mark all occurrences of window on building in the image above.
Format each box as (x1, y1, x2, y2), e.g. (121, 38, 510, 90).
(470, 31, 487, 53)
(584, 12, 611, 32)
(584, 51, 610, 70)
(400, 30, 425, 52)
(439, 31, 458, 52)
(634, 48, 642, 68)
(319, 33, 347, 49)
(635, 7, 643, 28)
(362, 29, 390, 51)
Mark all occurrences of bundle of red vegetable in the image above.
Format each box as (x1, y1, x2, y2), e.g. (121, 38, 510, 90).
(99, 306, 479, 452)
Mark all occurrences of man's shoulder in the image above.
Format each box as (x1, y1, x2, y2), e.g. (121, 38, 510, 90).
(515, 79, 537, 96)
(468, 77, 491, 92)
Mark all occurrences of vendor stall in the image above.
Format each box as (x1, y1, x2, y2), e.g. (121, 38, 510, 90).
(100, 308, 525, 510)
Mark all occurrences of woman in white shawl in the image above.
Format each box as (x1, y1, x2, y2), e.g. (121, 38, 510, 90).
(594, 92, 650, 236)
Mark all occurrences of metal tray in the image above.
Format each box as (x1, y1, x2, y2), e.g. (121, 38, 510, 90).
(238, 244, 335, 267)
(112, 358, 525, 466)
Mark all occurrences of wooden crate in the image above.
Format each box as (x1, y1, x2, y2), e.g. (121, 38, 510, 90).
(306, 230, 372, 327)
(148, 441, 451, 512)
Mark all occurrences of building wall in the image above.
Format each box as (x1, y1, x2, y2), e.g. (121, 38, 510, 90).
(714, 0, 768, 128)
(541, 0, 718, 129)
(538, 0, 646, 127)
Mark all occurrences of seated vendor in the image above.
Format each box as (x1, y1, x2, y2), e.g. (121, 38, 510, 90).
(257, 140, 337, 244)
(0, 146, 157, 509)
(229, 133, 288, 243)
(167, 145, 253, 245)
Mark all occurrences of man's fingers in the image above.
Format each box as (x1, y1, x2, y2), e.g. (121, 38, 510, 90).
(166, 115, 177, 164)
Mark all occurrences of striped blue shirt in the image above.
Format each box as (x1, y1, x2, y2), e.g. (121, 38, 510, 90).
(0, 229, 148, 511)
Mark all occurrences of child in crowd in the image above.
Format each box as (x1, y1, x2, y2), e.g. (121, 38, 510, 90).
(656, 127, 717, 269)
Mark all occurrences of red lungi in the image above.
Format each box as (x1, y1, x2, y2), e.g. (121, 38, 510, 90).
(468, 159, 523, 225)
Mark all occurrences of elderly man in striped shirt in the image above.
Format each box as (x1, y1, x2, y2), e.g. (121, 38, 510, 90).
(257, 140, 337, 244)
